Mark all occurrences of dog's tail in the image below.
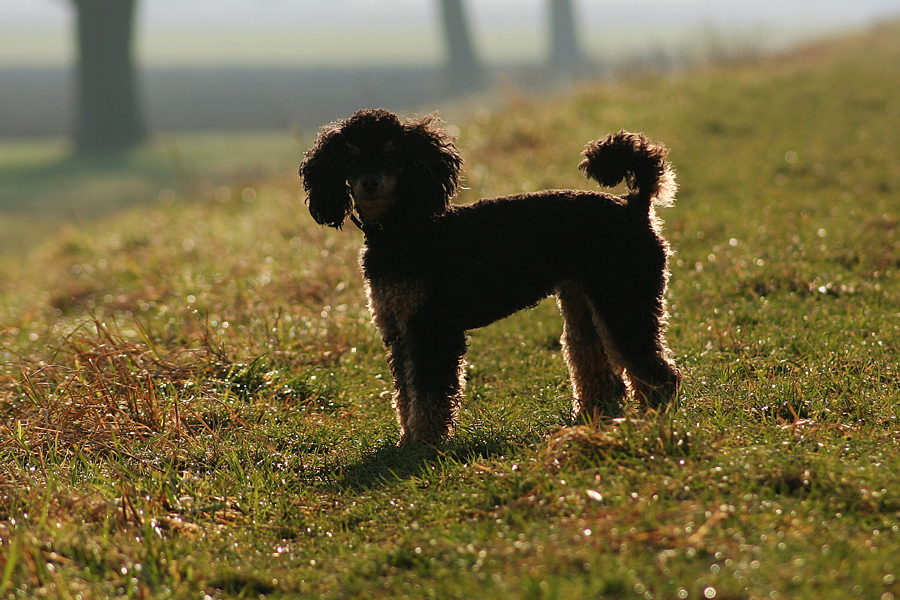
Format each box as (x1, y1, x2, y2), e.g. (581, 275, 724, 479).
(579, 131, 676, 213)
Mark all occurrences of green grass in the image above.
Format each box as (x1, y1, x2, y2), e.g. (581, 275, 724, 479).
(2, 22, 900, 599)
(0, 131, 305, 256)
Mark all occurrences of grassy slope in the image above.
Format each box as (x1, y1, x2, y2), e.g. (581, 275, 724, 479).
(2, 23, 900, 599)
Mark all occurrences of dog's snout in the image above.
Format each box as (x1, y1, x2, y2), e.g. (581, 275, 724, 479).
(359, 175, 380, 194)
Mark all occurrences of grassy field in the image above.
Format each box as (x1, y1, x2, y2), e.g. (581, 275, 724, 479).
(2, 22, 900, 600)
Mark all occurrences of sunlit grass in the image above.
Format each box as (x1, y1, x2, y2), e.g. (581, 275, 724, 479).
(1, 22, 900, 599)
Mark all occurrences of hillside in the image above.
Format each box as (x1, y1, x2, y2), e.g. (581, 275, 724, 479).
(1, 22, 899, 599)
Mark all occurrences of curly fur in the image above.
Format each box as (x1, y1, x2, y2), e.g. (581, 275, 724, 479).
(300, 108, 681, 445)
(301, 110, 461, 228)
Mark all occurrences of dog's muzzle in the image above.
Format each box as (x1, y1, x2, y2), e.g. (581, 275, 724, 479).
(351, 174, 397, 223)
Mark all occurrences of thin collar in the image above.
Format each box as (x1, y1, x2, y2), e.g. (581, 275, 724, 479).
(348, 211, 384, 237)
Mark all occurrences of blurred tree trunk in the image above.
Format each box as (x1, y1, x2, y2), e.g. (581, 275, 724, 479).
(438, 0, 483, 91)
(548, 0, 583, 70)
(73, 0, 144, 153)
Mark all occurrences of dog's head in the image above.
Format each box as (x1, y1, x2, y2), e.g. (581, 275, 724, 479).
(300, 109, 462, 229)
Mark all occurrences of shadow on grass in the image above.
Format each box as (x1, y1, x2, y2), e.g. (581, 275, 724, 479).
(0, 130, 307, 256)
(332, 434, 527, 491)
(0, 147, 182, 213)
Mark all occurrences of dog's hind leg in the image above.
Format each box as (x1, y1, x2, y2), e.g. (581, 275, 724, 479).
(587, 287, 680, 412)
(619, 333, 680, 412)
(394, 322, 467, 445)
(557, 283, 627, 422)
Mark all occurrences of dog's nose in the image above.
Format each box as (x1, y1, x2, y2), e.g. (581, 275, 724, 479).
(360, 175, 380, 195)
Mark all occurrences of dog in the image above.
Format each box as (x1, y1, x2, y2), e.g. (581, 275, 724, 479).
(300, 108, 680, 445)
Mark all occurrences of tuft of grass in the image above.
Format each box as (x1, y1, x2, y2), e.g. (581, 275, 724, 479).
(2, 21, 900, 599)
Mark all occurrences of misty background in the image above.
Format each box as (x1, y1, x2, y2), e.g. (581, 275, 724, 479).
(1, 0, 899, 140)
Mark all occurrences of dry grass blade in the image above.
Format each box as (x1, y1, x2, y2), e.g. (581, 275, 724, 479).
(1, 318, 231, 457)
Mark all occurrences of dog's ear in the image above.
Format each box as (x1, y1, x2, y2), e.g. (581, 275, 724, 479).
(401, 117, 462, 217)
(299, 125, 352, 228)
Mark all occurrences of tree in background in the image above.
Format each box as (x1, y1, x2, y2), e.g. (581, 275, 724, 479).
(548, 0, 583, 70)
(438, 0, 483, 90)
(73, 0, 144, 153)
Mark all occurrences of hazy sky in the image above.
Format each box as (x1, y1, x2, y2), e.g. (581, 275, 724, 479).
(4, 0, 898, 28)
(2, 1, 898, 67)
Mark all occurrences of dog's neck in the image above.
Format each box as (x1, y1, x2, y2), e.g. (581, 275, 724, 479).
(353, 204, 454, 240)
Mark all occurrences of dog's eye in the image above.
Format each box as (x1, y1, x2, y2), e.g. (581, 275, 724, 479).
(384, 158, 400, 171)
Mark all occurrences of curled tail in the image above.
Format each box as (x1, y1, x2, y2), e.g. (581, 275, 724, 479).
(579, 130, 676, 213)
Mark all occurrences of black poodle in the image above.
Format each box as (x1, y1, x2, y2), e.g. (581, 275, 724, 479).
(300, 108, 680, 445)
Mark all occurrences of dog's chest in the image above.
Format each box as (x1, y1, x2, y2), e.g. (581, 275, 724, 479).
(364, 277, 427, 338)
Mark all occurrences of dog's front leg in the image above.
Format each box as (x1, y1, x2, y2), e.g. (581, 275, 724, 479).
(390, 321, 467, 446)
(384, 336, 417, 443)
